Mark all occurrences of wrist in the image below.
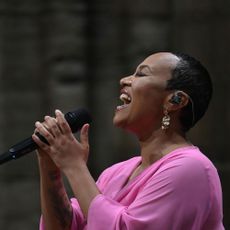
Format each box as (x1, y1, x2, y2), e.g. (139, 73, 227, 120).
(63, 160, 88, 179)
(38, 156, 60, 174)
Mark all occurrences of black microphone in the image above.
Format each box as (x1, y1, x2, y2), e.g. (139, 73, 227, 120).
(0, 108, 92, 165)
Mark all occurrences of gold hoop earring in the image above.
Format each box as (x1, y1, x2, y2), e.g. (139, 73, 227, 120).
(161, 110, 170, 130)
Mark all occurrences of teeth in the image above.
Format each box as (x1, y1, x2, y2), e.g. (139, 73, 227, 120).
(120, 93, 131, 104)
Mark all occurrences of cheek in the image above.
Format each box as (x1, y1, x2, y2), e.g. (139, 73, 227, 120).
(132, 83, 164, 107)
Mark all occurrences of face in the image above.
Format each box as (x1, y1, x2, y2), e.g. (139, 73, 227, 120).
(113, 52, 179, 139)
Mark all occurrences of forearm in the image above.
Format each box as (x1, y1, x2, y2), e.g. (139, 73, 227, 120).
(33, 112, 96, 221)
(64, 163, 100, 218)
(39, 157, 72, 230)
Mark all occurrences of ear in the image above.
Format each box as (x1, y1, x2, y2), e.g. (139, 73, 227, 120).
(164, 91, 190, 112)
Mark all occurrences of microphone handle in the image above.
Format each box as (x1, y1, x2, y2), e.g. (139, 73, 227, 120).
(0, 133, 48, 165)
(0, 151, 14, 165)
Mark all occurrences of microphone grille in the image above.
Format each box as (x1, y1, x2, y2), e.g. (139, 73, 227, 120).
(64, 108, 92, 133)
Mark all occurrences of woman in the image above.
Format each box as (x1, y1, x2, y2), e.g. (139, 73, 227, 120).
(33, 52, 224, 230)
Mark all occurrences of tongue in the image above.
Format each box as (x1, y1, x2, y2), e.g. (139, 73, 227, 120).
(117, 104, 129, 111)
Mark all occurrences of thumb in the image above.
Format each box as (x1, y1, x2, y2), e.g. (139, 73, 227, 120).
(80, 123, 90, 146)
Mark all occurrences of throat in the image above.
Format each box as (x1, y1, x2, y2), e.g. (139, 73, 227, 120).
(128, 164, 146, 182)
(139, 130, 191, 166)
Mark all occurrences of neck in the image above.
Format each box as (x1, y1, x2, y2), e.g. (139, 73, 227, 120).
(138, 128, 191, 168)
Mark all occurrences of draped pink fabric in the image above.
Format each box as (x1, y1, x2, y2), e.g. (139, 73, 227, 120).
(40, 146, 224, 230)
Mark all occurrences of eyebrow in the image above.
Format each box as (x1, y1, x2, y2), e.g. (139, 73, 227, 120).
(136, 65, 152, 73)
(137, 65, 152, 71)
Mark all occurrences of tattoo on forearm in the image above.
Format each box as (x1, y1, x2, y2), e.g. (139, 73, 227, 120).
(48, 171, 72, 229)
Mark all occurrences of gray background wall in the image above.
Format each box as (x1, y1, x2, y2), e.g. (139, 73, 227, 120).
(0, 0, 229, 229)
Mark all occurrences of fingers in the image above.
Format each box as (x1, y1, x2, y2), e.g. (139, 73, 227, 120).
(80, 123, 90, 147)
(44, 116, 62, 138)
(33, 121, 54, 146)
(32, 134, 50, 155)
(33, 110, 91, 170)
(81, 123, 90, 137)
(33, 109, 84, 148)
(55, 109, 72, 135)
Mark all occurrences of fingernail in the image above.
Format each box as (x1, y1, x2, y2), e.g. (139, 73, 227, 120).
(55, 109, 62, 115)
(85, 124, 90, 132)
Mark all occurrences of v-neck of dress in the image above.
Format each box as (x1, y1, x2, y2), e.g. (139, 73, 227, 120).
(120, 157, 142, 189)
(119, 145, 197, 192)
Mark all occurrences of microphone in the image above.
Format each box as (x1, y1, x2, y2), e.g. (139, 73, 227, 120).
(0, 108, 92, 165)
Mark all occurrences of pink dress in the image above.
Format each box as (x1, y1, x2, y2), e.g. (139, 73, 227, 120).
(40, 146, 224, 230)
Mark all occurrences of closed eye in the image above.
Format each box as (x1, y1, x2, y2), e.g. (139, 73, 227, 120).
(135, 71, 147, 77)
(135, 65, 152, 77)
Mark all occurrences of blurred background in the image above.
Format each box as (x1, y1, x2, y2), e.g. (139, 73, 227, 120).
(0, 0, 229, 229)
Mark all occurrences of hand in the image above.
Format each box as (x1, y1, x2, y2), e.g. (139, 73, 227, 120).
(32, 109, 90, 173)
(35, 128, 60, 172)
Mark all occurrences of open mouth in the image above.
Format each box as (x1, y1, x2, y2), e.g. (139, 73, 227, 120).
(116, 89, 132, 111)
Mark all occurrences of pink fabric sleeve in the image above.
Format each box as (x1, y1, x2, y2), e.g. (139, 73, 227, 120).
(87, 157, 222, 230)
(39, 198, 85, 230)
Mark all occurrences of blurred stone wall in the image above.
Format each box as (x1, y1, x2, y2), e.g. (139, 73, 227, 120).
(0, 0, 229, 229)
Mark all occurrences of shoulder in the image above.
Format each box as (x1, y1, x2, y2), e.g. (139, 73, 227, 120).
(137, 147, 223, 228)
(153, 146, 220, 203)
(159, 146, 217, 174)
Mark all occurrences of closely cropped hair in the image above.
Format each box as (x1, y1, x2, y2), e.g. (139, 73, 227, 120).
(166, 52, 213, 132)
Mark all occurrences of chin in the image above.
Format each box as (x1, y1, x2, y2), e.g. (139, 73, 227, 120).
(113, 113, 128, 129)
(113, 116, 123, 128)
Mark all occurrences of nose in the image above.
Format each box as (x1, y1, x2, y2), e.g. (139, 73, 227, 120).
(120, 75, 133, 87)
